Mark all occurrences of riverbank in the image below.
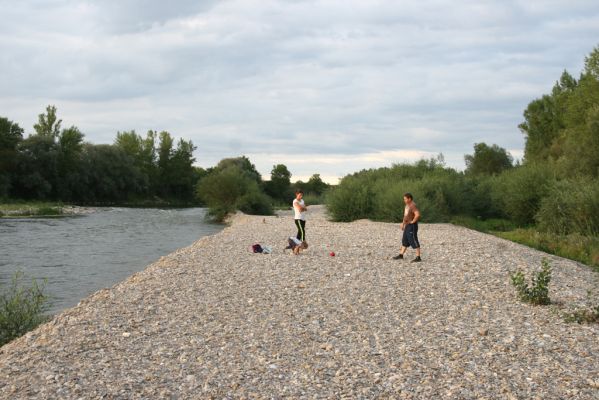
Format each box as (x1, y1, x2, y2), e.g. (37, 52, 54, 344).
(1, 206, 598, 398)
(0, 202, 97, 218)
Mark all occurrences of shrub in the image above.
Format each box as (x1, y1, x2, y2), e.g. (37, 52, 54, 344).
(563, 305, 599, 324)
(510, 258, 552, 305)
(236, 187, 273, 216)
(536, 178, 599, 236)
(492, 163, 555, 225)
(325, 176, 374, 221)
(0, 271, 51, 347)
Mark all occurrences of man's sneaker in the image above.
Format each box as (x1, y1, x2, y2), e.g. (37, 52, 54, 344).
(392, 254, 404, 260)
(411, 256, 422, 263)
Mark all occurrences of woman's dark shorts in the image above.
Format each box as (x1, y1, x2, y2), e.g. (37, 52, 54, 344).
(402, 223, 420, 249)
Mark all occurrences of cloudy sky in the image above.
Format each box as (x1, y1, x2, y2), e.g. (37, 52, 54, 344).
(1, 1, 598, 182)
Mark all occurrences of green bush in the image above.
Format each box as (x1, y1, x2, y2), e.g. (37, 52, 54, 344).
(536, 178, 599, 236)
(492, 163, 555, 225)
(325, 175, 374, 221)
(0, 271, 51, 347)
(510, 259, 552, 305)
(196, 165, 273, 222)
(236, 187, 273, 216)
(326, 159, 470, 223)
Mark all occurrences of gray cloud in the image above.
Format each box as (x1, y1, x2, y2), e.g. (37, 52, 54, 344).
(1, 0, 598, 182)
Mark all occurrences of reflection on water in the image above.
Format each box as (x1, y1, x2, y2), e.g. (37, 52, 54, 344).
(0, 208, 222, 314)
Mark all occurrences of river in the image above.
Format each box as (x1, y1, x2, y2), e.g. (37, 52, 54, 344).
(0, 208, 223, 314)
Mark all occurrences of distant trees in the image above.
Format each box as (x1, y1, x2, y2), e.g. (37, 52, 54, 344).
(464, 143, 513, 176)
(0, 106, 199, 204)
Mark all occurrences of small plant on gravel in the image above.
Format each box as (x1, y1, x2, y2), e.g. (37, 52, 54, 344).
(563, 305, 599, 324)
(0, 271, 51, 347)
(510, 258, 552, 305)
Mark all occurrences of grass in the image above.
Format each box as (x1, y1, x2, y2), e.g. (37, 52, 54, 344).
(0, 201, 64, 217)
(497, 229, 599, 272)
(451, 216, 599, 272)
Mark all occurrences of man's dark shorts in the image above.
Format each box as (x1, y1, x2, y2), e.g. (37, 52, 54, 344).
(402, 223, 420, 249)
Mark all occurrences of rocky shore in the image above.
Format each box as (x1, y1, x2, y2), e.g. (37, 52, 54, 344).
(1, 206, 598, 399)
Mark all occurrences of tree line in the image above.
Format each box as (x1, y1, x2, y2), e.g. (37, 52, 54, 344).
(0, 107, 329, 212)
(0, 106, 198, 204)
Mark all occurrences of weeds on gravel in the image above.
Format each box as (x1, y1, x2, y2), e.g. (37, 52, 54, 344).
(510, 258, 552, 305)
(563, 306, 599, 324)
(0, 271, 51, 347)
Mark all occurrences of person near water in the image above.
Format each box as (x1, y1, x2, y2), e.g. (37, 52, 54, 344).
(393, 192, 422, 262)
(293, 189, 307, 243)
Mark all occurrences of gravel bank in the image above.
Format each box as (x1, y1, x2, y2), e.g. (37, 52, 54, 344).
(1, 206, 598, 399)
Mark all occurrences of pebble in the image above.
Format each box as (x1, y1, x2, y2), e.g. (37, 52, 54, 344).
(0, 206, 598, 399)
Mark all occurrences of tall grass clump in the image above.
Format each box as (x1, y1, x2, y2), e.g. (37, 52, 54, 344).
(1, 271, 51, 347)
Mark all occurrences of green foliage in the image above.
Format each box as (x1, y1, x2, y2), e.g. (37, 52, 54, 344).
(464, 142, 513, 176)
(535, 178, 599, 236)
(563, 305, 599, 324)
(33, 105, 61, 138)
(2, 105, 200, 205)
(236, 187, 273, 216)
(491, 163, 554, 225)
(196, 163, 273, 222)
(0, 271, 51, 347)
(325, 175, 374, 222)
(216, 156, 262, 183)
(0, 117, 24, 197)
(264, 164, 292, 202)
(450, 216, 516, 233)
(510, 259, 552, 305)
(498, 230, 599, 271)
(520, 46, 599, 177)
(326, 157, 469, 223)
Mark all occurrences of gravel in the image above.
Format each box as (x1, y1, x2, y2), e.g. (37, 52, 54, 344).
(1, 205, 598, 399)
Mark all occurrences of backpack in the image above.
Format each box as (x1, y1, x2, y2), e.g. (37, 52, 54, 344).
(251, 243, 263, 253)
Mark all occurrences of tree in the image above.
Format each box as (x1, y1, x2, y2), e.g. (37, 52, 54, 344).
(0, 117, 24, 197)
(216, 156, 262, 183)
(306, 173, 328, 195)
(464, 143, 513, 176)
(55, 126, 85, 200)
(168, 138, 197, 200)
(33, 105, 61, 138)
(584, 45, 599, 79)
(264, 164, 291, 201)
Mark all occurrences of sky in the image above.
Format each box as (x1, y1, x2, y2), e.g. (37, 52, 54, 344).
(1, 1, 598, 183)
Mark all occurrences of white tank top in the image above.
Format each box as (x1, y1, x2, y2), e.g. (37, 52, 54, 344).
(293, 199, 305, 220)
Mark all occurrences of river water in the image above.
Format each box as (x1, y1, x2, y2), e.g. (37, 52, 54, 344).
(0, 208, 223, 314)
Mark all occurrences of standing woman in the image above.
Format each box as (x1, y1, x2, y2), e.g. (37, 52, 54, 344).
(293, 189, 308, 243)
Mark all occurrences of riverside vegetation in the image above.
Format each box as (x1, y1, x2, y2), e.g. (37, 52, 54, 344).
(326, 45, 599, 271)
(0, 272, 50, 347)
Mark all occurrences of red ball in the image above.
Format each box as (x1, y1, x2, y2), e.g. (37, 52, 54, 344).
(329, 251, 335, 257)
